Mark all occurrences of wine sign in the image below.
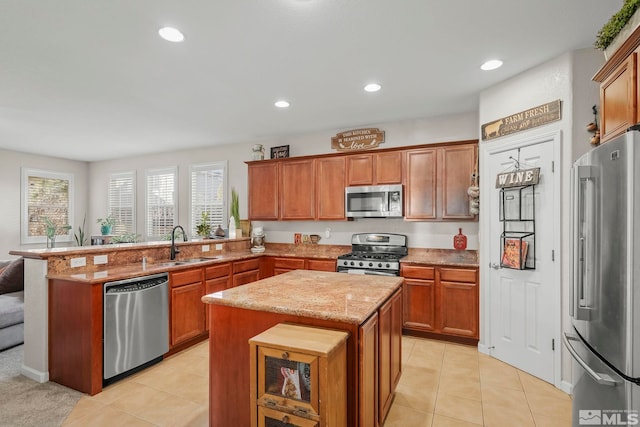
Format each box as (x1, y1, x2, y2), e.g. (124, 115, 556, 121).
(495, 167, 540, 188)
(331, 128, 385, 151)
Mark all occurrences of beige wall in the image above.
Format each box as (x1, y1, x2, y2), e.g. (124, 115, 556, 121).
(88, 111, 481, 249)
(0, 149, 89, 259)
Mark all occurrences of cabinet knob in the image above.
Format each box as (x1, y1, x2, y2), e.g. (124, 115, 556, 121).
(282, 415, 290, 423)
(282, 351, 289, 360)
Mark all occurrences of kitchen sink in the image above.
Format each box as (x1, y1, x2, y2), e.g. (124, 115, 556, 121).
(155, 257, 217, 267)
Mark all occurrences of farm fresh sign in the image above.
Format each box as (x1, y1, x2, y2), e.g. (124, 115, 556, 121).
(482, 100, 561, 141)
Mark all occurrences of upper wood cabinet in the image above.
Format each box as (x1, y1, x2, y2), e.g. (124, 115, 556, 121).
(279, 159, 316, 220)
(404, 143, 477, 220)
(316, 156, 346, 220)
(346, 152, 402, 186)
(248, 162, 279, 220)
(593, 26, 640, 143)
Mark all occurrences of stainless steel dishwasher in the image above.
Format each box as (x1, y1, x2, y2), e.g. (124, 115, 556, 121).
(103, 272, 169, 382)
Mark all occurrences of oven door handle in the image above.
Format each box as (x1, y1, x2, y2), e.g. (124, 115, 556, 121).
(339, 268, 398, 277)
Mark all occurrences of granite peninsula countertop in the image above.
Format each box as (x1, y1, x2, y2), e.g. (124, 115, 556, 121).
(202, 269, 403, 325)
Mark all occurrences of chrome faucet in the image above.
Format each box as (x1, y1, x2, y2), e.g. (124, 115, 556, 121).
(170, 225, 187, 260)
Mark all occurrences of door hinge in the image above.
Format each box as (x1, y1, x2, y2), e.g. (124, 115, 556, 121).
(552, 338, 555, 351)
(552, 250, 555, 261)
(551, 161, 555, 173)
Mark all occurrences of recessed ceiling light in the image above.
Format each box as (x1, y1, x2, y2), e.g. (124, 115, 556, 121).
(364, 83, 382, 92)
(274, 100, 290, 108)
(158, 27, 185, 42)
(481, 59, 503, 71)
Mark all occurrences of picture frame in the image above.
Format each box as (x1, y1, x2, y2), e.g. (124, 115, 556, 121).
(270, 145, 290, 159)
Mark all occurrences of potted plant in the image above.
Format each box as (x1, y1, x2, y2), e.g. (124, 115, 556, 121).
(230, 188, 240, 228)
(74, 214, 88, 246)
(42, 216, 71, 248)
(97, 215, 116, 235)
(195, 211, 212, 238)
(595, 0, 640, 59)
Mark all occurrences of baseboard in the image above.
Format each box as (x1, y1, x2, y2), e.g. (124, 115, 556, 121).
(21, 364, 48, 383)
(559, 379, 573, 395)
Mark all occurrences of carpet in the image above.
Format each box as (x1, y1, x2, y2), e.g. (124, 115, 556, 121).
(0, 345, 82, 427)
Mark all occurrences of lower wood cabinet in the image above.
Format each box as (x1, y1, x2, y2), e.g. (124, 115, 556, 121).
(378, 288, 402, 424)
(358, 312, 378, 427)
(401, 264, 479, 341)
(233, 258, 261, 286)
(266, 256, 337, 276)
(170, 268, 205, 348)
(205, 263, 232, 331)
(249, 323, 349, 427)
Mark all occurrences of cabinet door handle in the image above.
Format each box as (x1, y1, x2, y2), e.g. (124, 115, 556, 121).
(281, 351, 289, 360)
(489, 262, 501, 270)
(281, 415, 290, 423)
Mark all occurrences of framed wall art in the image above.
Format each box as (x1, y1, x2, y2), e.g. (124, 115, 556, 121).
(270, 145, 289, 159)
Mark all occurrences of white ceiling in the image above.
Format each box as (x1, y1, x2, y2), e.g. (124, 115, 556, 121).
(0, 1, 622, 162)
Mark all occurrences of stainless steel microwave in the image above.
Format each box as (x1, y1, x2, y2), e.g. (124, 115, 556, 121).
(345, 184, 403, 218)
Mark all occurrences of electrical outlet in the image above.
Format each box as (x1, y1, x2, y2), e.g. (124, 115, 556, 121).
(93, 255, 108, 265)
(215, 243, 223, 251)
(325, 227, 331, 238)
(70, 257, 86, 268)
(202, 245, 210, 252)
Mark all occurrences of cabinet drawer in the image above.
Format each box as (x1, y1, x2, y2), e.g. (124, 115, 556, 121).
(273, 257, 305, 270)
(257, 406, 319, 427)
(170, 268, 203, 287)
(205, 263, 231, 279)
(306, 259, 336, 272)
(401, 265, 435, 280)
(233, 258, 261, 274)
(439, 268, 477, 283)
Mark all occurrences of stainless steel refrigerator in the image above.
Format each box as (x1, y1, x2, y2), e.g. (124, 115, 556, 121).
(565, 128, 640, 426)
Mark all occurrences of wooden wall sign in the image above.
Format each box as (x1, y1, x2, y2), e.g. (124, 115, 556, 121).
(482, 100, 561, 141)
(331, 128, 385, 151)
(495, 167, 540, 188)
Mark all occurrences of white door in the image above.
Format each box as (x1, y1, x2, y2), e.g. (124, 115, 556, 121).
(485, 134, 558, 383)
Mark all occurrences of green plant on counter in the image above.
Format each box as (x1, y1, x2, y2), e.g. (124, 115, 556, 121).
(195, 211, 212, 237)
(110, 233, 141, 244)
(74, 214, 88, 246)
(42, 216, 72, 238)
(595, 0, 640, 49)
(230, 188, 240, 228)
(96, 215, 116, 226)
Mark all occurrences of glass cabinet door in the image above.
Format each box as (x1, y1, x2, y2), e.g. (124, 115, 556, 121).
(257, 346, 318, 416)
(258, 406, 319, 427)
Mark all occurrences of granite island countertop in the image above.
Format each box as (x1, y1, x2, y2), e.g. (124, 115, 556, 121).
(202, 269, 403, 325)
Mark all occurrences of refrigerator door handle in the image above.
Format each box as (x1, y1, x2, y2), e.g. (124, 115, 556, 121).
(563, 333, 618, 387)
(572, 165, 596, 320)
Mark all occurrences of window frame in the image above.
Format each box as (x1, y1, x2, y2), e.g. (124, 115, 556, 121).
(21, 168, 74, 245)
(145, 166, 178, 241)
(108, 171, 136, 235)
(189, 161, 228, 238)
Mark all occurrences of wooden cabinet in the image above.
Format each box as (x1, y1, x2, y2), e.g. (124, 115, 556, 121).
(600, 52, 637, 142)
(205, 263, 232, 331)
(346, 152, 402, 186)
(249, 323, 349, 427)
(404, 148, 437, 219)
(401, 264, 479, 342)
(280, 159, 316, 220)
(170, 268, 205, 348)
(305, 259, 336, 272)
(233, 258, 261, 286)
(316, 156, 346, 220)
(404, 143, 477, 220)
(248, 162, 279, 220)
(402, 265, 436, 332)
(273, 257, 306, 275)
(438, 268, 478, 338)
(378, 289, 402, 424)
(358, 312, 378, 427)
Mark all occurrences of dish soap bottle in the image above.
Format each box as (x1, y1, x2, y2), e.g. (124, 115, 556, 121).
(228, 216, 236, 239)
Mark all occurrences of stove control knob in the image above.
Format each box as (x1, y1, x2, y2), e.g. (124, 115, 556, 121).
(350, 261, 354, 266)
(378, 263, 383, 268)
(358, 262, 363, 267)
(386, 263, 390, 268)
(368, 262, 373, 267)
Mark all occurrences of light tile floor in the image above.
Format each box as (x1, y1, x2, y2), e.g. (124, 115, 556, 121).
(62, 336, 572, 427)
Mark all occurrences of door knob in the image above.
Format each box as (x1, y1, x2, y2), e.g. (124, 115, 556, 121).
(489, 262, 501, 270)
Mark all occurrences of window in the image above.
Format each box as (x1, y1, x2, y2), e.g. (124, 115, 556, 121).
(146, 167, 177, 240)
(190, 162, 227, 237)
(21, 168, 74, 244)
(108, 171, 136, 235)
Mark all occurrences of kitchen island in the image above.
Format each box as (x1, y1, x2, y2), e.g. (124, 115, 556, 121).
(202, 269, 403, 427)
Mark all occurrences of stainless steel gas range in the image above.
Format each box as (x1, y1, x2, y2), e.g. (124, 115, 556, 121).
(337, 233, 407, 276)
